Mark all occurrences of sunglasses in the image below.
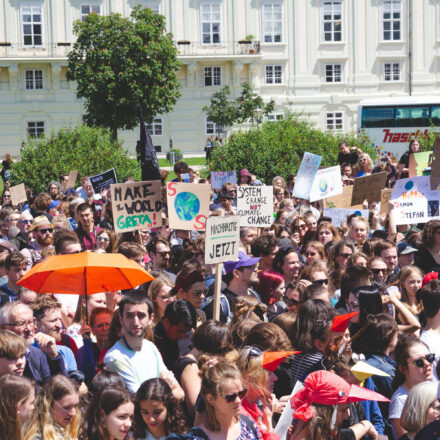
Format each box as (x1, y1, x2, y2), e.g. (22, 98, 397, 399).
(22, 219, 33, 225)
(222, 387, 247, 403)
(283, 295, 300, 307)
(157, 251, 172, 258)
(97, 236, 110, 242)
(339, 252, 352, 259)
(371, 268, 387, 275)
(313, 279, 329, 286)
(191, 289, 207, 298)
(410, 353, 435, 368)
(37, 228, 53, 234)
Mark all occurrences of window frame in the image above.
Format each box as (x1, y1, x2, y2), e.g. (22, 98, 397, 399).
(139, 1, 161, 14)
(382, 0, 401, 42)
(200, 2, 222, 45)
(27, 121, 45, 138)
(326, 111, 344, 131)
(80, 3, 102, 22)
(262, 1, 283, 44)
(24, 69, 44, 90)
(383, 62, 401, 81)
(20, 3, 44, 47)
(206, 117, 220, 135)
(322, 0, 343, 43)
(146, 117, 163, 136)
(324, 63, 342, 83)
(204, 66, 222, 86)
(265, 64, 283, 85)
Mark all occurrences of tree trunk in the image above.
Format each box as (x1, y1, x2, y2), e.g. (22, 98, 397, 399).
(111, 126, 118, 141)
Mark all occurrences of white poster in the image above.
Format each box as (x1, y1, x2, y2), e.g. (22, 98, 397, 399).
(323, 208, 370, 227)
(390, 176, 440, 225)
(291, 152, 322, 200)
(309, 166, 343, 202)
(205, 216, 240, 264)
(237, 186, 273, 227)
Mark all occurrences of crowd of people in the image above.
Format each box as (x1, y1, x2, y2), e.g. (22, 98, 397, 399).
(0, 139, 439, 440)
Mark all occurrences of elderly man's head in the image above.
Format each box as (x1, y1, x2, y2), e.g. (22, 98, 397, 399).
(18, 212, 34, 235)
(0, 301, 36, 346)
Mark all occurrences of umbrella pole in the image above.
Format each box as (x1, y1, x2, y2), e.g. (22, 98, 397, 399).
(85, 268, 89, 325)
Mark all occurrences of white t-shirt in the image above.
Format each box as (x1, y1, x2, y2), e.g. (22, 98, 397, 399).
(389, 385, 408, 439)
(420, 329, 440, 380)
(104, 339, 167, 393)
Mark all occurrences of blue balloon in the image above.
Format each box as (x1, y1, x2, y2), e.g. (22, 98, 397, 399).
(174, 192, 200, 221)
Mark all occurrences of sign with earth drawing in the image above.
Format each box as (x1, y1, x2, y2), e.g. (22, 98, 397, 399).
(309, 166, 343, 202)
(167, 182, 211, 230)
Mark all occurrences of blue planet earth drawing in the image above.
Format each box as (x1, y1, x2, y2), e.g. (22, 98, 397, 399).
(175, 192, 200, 221)
(319, 179, 328, 193)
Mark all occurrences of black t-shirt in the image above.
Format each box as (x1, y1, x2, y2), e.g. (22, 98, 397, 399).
(399, 151, 411, 178)
(338, 151, 359, 165)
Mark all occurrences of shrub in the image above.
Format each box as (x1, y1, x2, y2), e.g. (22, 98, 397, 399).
(208, 114, 375, 184)
(10, 125, 141, 194)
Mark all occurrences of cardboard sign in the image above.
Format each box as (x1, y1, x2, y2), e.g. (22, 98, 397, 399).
(211, 171, 237, 190)
(390, 176, 440, 225)
(408, 151, 432, 177)
(205, 216, 240, 264)
(380, 188, 392, 215)
(309, 166, 343, 202)
(90, 168, 118, 193)
(167, 182, 211, 230)
(323, 186, 363, 209)
(111, 180, 163, 233)
(430, 139, 440, 190)
(292, 152, 322, 199)
(9, 183, 27, 205)
(323, 208, 370, 227)
(351, 172, 387, 205)
(65, 170, 78, 190)
(236, 185, 273, 227)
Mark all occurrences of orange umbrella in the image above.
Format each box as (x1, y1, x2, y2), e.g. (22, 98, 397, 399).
(17, 252, 153, 294)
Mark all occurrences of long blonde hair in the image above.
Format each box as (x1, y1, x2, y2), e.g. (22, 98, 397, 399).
(23, 375, 80, 440)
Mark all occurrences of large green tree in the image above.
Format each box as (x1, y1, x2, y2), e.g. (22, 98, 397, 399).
(203, 82, 275, 133)
(67, 6, 181, 139)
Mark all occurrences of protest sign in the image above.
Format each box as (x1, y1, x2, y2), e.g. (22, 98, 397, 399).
(323, 186, 363, 209)
(237, 186, 273, 227)
(430, 139, 440, 190)
(9, 183, 27, 205)
(65, 170, 78, 190)
(408, 151, 432, 177)
(351, 172, 387, 205)
(323, 208, 370, 227)
(111, 180, 163, 233)
(390, 176, 440, 225)
(90, 168, 118, 193)
(167, 182, 211, 230)
(211, 171, 237, 189)
(291, 152, 322, 199)
(309, 166, 343, 202)
(380, 188, 392, 215)
(205, 216, 240, 264)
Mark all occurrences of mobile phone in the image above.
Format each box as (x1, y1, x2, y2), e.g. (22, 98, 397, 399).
(381, 157, 387, 162)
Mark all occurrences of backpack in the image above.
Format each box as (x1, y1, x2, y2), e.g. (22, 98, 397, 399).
(202, 293, 232, 323)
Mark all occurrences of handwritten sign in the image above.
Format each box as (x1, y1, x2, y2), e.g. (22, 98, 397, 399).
(9, 183, 27, 205)
(409, 151, 432, 177)
(323, 208, 370, 227)
(65, 170, 78, 190)
(237, 186, 273, 227)
(90, 168, 118, 193)
(390, 176, 440, 225)
(167, 182, 211, 230)
(292, 152, 322, 199)
(211, 171, 237, 190)
(111, 180, 162, 233)
(351, 172, 387, 205)
(205, 216, 240, 264)
(380, 188, 392, 215)
(309, 166, 343, 202)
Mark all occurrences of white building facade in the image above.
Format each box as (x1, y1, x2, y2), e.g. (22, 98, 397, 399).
(0, 0, 439, 156)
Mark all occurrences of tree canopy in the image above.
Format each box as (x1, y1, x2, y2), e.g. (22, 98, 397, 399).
(67, 6, 181, 139)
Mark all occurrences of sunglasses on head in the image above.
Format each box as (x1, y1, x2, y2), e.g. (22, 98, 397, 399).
(38, 228, 53, 234)
(245, 346, 262, 369)
(222, 387, 247, 403)
(410, 353, 435, 368)
(313, 279, 329, 286)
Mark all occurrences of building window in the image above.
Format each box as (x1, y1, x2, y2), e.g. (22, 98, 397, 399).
(322, 1, 342, 42)
(206, 118, 219, 135)
(201, 3, 222, 44)
(25, 69, 43, 89)
(262, 2, 282, 43)
(21, 4, 43, 47)
(326, 112, 343, 130)
(139, 1, 160, 13)
(27, 121, 45, 138)
(383, 62, 401, 81)
(324, 64, 342, 82)
(383, 0, 401, 41)
(267, 113, 284, 121)
(81, 4, 101, 21)
(204, 66, 221, 86)
(147, 118, 163, 136)
(265, 65, 282, 84)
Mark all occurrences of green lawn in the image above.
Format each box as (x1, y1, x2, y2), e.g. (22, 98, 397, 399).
(158, 157, 206, 167)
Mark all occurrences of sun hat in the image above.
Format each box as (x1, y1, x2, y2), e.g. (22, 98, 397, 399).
(29, 215, 54, 232)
